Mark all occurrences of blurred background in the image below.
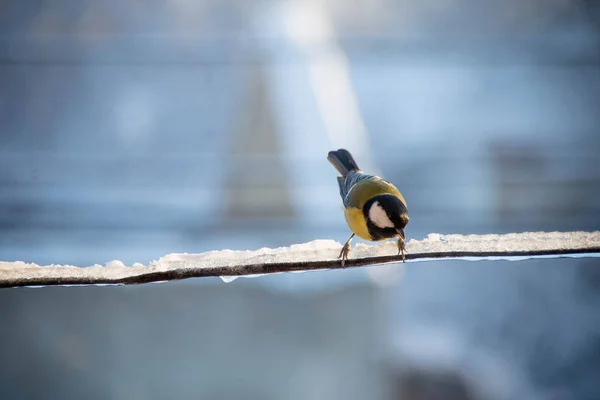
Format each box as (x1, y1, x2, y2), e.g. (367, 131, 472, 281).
(1, 0, 600, 399)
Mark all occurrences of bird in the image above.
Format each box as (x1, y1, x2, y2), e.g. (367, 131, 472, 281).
(327, 148, 409, 266)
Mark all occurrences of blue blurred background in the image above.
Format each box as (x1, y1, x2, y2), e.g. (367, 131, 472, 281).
(1, 1, 600, 399)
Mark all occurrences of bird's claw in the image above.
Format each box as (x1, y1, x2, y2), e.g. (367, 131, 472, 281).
(397, 238, 406, 263)
(338, 242, 351, 267)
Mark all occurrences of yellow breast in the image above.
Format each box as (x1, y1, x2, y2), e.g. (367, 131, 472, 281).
(343, 206, 373, 241)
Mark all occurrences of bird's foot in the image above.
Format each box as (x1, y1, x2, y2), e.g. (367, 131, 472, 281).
(397, 238, 406, 263)
(338, 233, 355, 268)
(338, 242, 351, 267)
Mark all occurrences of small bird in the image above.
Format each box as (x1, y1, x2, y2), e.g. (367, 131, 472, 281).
(327, 148, 409, 266)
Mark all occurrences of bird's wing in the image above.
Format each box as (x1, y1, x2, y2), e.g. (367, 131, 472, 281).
(337, 171, 377, 207)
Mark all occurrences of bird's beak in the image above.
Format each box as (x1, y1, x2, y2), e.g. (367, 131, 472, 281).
(396, 228, 405, 240)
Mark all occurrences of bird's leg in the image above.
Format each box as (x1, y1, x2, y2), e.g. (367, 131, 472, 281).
(338, 233, 355, 267)
(397, 237, 406, 263)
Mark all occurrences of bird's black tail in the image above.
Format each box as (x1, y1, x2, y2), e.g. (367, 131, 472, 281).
(327, 149, 360, 177)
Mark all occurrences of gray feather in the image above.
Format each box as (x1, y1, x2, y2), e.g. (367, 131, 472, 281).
(337, 170, 376, 207)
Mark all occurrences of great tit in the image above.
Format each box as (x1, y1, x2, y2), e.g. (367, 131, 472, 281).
(327, 148, 409, 266)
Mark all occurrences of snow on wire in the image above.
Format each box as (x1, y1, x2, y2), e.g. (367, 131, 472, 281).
(1, 231, 599, 288)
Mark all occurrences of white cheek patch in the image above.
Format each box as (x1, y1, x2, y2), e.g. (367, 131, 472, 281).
(368, 202, 395, 229)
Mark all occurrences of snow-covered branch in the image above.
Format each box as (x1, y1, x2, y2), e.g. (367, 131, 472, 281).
(1, 231, 599, 288)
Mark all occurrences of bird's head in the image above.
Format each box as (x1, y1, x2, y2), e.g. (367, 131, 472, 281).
(363, 194, 409, 240)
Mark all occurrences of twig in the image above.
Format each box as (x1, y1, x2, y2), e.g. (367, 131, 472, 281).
(1, 231, 599, 288)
